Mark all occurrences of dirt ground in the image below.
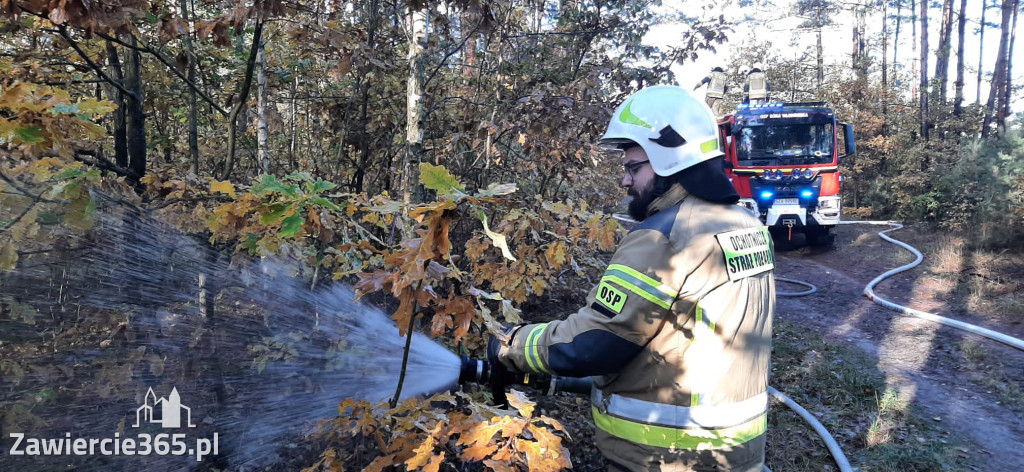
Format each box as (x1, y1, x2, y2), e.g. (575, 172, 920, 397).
(771, 223, 1024, 471)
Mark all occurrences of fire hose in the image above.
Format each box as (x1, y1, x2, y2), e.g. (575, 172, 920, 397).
(839, 220, 1024, 352)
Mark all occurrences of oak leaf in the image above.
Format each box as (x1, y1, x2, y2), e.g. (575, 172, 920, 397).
(477, 210, 516, 261)
(506, 389, 535, 418)
(210, 180, 236, 198)
(362, 454, 396, 472)
(419, 163, 465, 195)
(483, 460, 518, 472)
(423, 451, 445, 472)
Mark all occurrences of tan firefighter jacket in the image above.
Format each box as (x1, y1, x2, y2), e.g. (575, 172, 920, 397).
(497, 184, 775, 472)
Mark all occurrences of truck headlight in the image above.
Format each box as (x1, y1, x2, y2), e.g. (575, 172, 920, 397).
(818, 197, 840, 209)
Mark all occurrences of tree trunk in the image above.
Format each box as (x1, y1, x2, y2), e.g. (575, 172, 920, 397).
(354, 0, 380, 193)
(953, 0, 968, 115)
(882, 0, 889, 115)
(935, 0, 954, 102)
(983, 0, 1014, 137)
(256, 39, 270, 173)
(999, 0, 1018, 129)
(461, 10, 476, 80)
(402, 7, 427, 205)
(920, 0, 929, 142)
(912, 0, 919, 98)
(180, 0, 199, 175)
(220, 22, 264, 181)
(105, 40, 128, 169)
(977, 0, 988, 105)
(894, 0, 902, 74)
(816, 26, 823, 89)
(125, 35, 146, 185)
(289, 75, 297, 171)
(852, 6, 867, 79)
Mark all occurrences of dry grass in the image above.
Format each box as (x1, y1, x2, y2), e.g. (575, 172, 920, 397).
(865, 388, 906, 447)
(768, 321, 970, 472)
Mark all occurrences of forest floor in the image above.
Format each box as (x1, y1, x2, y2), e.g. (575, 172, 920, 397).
(529, 221, 1024, 472)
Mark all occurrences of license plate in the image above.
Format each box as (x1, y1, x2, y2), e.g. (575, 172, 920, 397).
(775, 198, 799, 205)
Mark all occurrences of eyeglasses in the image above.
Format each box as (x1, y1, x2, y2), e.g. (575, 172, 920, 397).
(623, 160, 650, 178)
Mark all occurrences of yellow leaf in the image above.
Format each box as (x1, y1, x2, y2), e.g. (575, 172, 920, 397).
(544, 241, 567, 269)
(506, 389, 535, 418)
(29, 157, 62, 182)
(423, 451, 445, 472)
(210, 180, 236, 198)
(404, 434, 436, 469)
(462, 441, 499, 462)
(77, 98, 116, 116)
(0, 242, 18, 271)
(363, 454, 396, 472)
(477, 210, 516, 261)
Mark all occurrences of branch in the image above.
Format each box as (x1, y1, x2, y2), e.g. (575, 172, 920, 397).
(17, 246, 93, 257)
(500, 28, 610, 39)
(97, 31, 229, 117)
(73, 150, 132, 178)
(0, 201, 38, 234)
(423, 18, 485, 89)
(231, 21, 266, 121)
(55, 26, 139, 102)
(0, 171, 60, 235)
(146, 195, 234, 211)
(0, 172, 58, 203)
(37, 79, 107, 86)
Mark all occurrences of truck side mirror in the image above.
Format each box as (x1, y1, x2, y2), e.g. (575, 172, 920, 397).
(839, 123, 855, 162)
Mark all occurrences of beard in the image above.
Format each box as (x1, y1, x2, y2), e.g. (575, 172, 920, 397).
(627, 185, 657, 221)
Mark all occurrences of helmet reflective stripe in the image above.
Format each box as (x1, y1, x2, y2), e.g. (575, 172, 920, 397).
(619, 99, 653, 129)
(600, 86, 723, 177)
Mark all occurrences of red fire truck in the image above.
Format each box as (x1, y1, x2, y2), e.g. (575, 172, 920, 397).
(718, 102, 855, 246)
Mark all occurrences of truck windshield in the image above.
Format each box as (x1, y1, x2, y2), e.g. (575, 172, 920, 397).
(735, 123, 834, 165)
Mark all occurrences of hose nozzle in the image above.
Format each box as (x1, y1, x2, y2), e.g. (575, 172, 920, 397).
(458, 355, 493, 385)
(458, 355, 592, 399)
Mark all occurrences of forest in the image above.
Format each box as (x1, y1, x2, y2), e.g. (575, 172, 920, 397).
(1, 0, 1023, 471)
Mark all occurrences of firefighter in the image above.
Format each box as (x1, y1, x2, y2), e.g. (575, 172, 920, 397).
(745, 63, 770, 104)
(695, 66, 728, 115)
(490, 85, 776, 472)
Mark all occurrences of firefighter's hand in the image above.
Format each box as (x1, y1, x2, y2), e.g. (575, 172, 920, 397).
(486, 325, 521, 372)
(486, 327, 525, 406)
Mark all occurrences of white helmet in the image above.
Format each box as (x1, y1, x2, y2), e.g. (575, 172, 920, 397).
(599, 85, 723, 177)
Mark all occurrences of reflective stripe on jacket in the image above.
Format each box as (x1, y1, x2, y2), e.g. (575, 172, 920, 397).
(499, 184, 775, 471)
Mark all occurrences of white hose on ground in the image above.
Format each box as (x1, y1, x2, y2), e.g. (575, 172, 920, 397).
(840, 220, 1024, 352)
(775, 276, 817, 296)
(768, 386, 855, 472)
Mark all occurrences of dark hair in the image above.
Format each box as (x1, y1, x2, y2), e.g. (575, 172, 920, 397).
(651, 157, 740, 204)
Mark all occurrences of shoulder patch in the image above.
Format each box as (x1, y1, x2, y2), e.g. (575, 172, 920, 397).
(596, 280, 627, 314)
(715, 226, 774, 281)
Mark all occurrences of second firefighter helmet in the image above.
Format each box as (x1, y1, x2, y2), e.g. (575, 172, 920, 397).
(599, 85, 723, 177)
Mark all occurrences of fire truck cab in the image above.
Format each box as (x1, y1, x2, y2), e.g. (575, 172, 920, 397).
(719, 102, 855, 246)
